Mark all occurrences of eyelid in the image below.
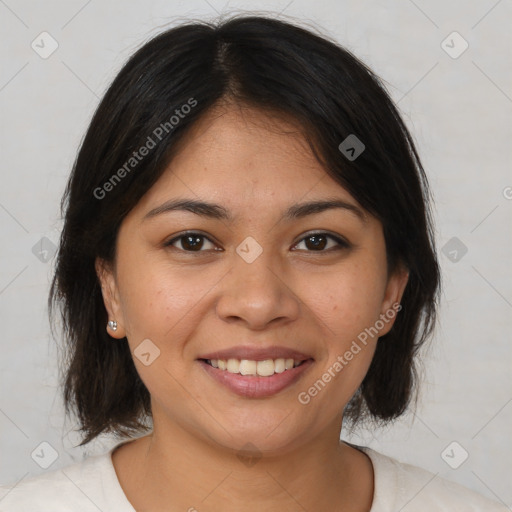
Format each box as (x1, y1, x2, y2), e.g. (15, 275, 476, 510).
(165, 230, 351, 252)
(164, 230, 221, 250)
(291, 231, 351, 251)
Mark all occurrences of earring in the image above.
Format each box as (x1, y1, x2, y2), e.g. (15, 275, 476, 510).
(108, 320, 118, 332)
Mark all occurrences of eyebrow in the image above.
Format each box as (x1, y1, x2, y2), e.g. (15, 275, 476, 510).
(143, 197, 367, 224)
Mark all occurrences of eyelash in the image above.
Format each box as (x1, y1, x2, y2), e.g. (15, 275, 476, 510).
(164, 231, 350, 254)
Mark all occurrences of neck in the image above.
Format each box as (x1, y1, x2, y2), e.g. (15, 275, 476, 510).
(112, 416, 374, 512)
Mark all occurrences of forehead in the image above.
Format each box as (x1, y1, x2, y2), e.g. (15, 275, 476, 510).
(133, 104, 358, 214)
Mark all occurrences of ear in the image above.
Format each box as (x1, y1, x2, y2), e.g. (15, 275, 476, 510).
(377, 264, 409, 337)
(95, 257, 126, 338)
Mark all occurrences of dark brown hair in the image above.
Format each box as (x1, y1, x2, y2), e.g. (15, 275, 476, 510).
(49, 14, 441, 446)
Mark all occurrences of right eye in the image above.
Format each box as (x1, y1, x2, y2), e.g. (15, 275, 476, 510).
(164, 231, 222, 252)
(164, 232, 221, 252)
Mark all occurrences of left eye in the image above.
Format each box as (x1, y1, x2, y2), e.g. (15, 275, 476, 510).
(292, 233, 348, 252)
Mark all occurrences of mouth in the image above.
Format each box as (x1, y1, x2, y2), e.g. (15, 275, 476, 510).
(199, 357, 308, 377)
(196, 347, 314, 398)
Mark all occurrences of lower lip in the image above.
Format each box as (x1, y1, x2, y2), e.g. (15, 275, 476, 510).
(198, 359, 314, 398)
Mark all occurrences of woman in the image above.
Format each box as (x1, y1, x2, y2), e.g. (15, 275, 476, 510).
(0, 15, 505, 511)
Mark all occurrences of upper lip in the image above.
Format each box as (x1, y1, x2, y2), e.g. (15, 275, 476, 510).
(198, 345, 313, 362)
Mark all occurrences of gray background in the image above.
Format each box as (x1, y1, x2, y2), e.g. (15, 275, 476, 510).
(0, 0, 511, 507)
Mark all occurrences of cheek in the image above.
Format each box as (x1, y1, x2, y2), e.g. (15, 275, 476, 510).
(308, 261, 388, 341)
(116, 267, 210, 397)
(117, 257, 221, 350)
(297, 257, 386, 405)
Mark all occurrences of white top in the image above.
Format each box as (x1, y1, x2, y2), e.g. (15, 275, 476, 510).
(0, 442, 506, 511)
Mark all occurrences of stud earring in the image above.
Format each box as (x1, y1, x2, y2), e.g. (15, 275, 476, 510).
(108, 320, 118, 332)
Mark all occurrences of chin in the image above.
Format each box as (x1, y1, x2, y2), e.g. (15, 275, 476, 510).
(203, 411, 312, 457)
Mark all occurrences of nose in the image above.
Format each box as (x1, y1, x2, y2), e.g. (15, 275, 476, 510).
(215, 249, 301, 330)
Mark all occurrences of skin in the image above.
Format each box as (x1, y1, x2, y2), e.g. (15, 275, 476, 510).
(96, 102, 409, 512)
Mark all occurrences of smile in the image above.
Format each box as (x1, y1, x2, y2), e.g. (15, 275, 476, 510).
(203, 357, 304, 377)
(198, 357, 314, 398)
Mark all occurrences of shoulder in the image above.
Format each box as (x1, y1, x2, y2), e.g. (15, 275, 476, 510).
(358, 446, 508, 512)
(0, 447, 134, 512)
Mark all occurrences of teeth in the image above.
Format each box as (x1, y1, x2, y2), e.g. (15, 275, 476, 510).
(274, 358, 285, 373)
(257, 360, 275, 377)
(206, 357, 304, 377)
(227, 358, 239, 373)
(239, 359, 257, 375)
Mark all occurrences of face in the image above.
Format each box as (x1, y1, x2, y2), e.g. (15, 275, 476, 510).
(97, 104, 408, 455)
